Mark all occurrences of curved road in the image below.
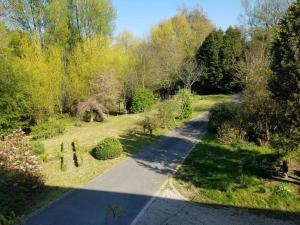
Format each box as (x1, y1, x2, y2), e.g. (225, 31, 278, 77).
(25, 112, 209, 225)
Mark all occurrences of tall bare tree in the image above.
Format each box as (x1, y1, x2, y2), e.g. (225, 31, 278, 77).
(179, 59, 205, 90)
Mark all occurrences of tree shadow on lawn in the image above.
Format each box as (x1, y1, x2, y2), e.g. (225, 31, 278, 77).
(174, 134, 300, 219)
(175, 138, 274, 191)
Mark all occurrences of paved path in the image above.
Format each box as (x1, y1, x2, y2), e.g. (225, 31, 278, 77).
(25, 113, 209, 225)
(134, 179, 296, 225)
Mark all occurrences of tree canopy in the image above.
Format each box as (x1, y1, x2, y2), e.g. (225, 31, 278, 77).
(269, 0, 300, 151)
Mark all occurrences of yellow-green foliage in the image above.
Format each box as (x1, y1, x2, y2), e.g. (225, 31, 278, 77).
(19, 43, 64, 122)
(67, 36, 129, 107)
(0, 2, 213, 134)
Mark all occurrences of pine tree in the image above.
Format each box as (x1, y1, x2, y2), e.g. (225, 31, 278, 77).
(220, 27, 244, 92)
(269, 0, 300, 152)
(195, 29, 224, 92)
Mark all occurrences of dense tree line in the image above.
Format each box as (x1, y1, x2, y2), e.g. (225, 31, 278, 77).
(195, 27, 244, 93)
(0, 2, 216, 133)
(209, 0, 299, 158)
(0, 0, 297, 149)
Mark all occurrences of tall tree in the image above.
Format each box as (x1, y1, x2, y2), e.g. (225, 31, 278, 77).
(178, 58, 205, 90)
(220, 27, 244, 92)
(195, 29, 224, 92)
(269, 0, 300, 152)
(149, 20, 183, 90)
(77, 0, 115, 39)
(0, 24, 32, 132)
(0, 0, 48, 44)
(171, 7, 213, 58)
(239, 0, 294, 42)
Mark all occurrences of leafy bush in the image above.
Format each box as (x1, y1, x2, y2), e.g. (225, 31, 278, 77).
(269, 1, 300, 154)
(140, 90, 192, 131)
(130, 88, 155, 113)
(94, 137, 123, 160)
(176, 89, 193, 119)
(82, 111, 91, 122)
(238, 174, 260, 189)
(156, 98, 180, 128)
(31, 118, 65, 140)
(217, 122, 246, 145)
(140, 113, 159, 135)
(0, 129, 43, 189)
(208, 102, 240, 132)
(31, 141, 45, 155)
(273, 184, 293, 198)
(270, 128, 300, 155)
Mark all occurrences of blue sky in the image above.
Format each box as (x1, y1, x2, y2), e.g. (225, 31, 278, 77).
(112, 0, 243, 38)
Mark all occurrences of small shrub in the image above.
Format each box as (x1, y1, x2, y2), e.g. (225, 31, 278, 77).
(140, 114, 159, 135)
(130, 88, 155, 113)
(208, 102, 240, 132)
(268, 184, 295, 207)
(31, 141, 45, 155)
(217, 122, 246, 145)
(82, 111, 91, 122)
(273, 184, 293, 198)
(271, 130, 300, 155)
(156, 99, 180, 128)
(94, 137, 123, 160)
(238, 174, 259, 188)
(0, 129, 43, 189)
(31, 118, 65, 140)
(176, 89, 193, 119)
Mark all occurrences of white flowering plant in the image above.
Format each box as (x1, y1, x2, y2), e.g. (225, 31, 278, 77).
(0, 129, 43, 189)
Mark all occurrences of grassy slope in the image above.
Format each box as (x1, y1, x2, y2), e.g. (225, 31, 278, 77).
(174, 133, 300, 216)
(24, 94, 232, 216)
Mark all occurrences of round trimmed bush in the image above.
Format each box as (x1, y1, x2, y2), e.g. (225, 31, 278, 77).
(94, 137, 123, 160)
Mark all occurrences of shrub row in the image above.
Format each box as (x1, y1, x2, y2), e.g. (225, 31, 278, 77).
(209, 101, 277, 146)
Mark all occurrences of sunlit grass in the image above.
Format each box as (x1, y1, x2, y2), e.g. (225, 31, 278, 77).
(38, 94, 233, 191)
(174, 133, 300, 216)
(11, 94, 232, 220)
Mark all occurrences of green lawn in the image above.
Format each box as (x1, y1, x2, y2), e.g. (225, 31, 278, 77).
(174, 133, 300, 218)
(0, 94, 232, 222)
(40, 94, 232, 189)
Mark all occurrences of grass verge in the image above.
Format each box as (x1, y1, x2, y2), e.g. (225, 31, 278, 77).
(174, 133, 300, 219)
